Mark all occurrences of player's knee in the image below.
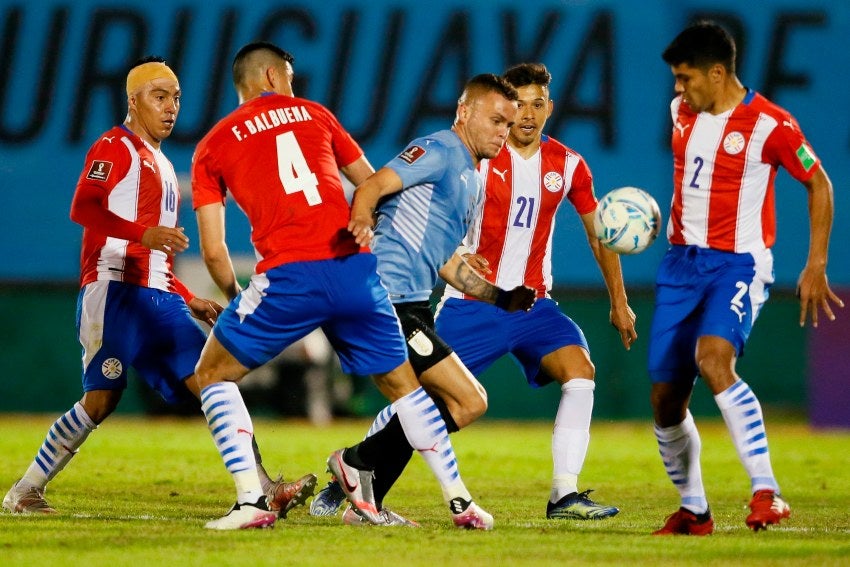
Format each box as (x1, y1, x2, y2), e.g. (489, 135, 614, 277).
(695, 354, 736, 391)
(650, 384, 688, 427)
(80, 390, 121, 424)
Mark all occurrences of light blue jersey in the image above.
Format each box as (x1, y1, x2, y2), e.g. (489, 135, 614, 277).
(373, 130, 481, 302)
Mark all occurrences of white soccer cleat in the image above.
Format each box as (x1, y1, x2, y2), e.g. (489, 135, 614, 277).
(204, 500, 277, 530)
(450, 498, 494, 530)
(3, 480, 57, 514)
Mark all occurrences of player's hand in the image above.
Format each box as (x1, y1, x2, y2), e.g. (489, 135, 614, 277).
(797, 265, 844, 327)
(463, 253, 492, 276)
(610, 303, 637, 350)
(495, 285, 537, 313)
(141, 226, 189, 255)
(188, 296, 224, 326)
(347, 215, 375, 246)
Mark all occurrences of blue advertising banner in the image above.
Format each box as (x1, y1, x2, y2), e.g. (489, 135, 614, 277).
(1, 0, 847, 286)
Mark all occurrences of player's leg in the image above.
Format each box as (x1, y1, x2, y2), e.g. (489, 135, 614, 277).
(2, 394, 105, 515)
(337, 303, 489, 523)
(648, 247, 714, 535)
(539, 345, 619, 520)
(195, 334, 276, 529)
(323, 257, 492, 529)
(181, 369, 316, 518)
(368, 304, 487, 505)
(4, 281, 134, 515)
(197, 265, 325, 530)
(697, 250, 788, 530)
(503, 298, 617, 519)
(368, 362, 493, 530)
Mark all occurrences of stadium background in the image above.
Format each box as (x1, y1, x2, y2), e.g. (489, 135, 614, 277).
(0, 0, 847, 425)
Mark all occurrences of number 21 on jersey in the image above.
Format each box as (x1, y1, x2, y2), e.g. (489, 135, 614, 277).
(276, 131, 322, 206)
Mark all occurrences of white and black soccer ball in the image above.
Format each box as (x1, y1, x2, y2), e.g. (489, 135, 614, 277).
(593, 186, 662, 255)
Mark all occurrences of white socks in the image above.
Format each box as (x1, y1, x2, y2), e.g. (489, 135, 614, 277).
(21, 402, 96, 490)
(200, 382, 264, 504)
(654, 410, 708, 514)
(715, 379, 779, 493)
(551, 378, 594, 502)
(394, 387, 471, 504)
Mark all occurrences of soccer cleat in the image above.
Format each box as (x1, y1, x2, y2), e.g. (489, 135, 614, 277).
(341, 505, 420, 527)
(746, 489, 791, 531)
(546, 489, 619, 520)
(266, 473, 318, 519)
(309, 479, 346, 517)
(204, 497, 277, 530)
(450, 497, 494, 530)
(3, 480, 57, 514)
(326, 449, 381, 524)
(652, 507, 714, 536)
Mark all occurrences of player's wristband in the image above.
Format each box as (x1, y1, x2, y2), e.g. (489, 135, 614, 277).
(494, 288, 511, 310)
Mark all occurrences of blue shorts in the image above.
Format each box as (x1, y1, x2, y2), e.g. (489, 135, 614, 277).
(435, 297, 588, 387)
(213, 253, 407, 375)
(76, 280, 206, 405)
(648, 245, 774, 384)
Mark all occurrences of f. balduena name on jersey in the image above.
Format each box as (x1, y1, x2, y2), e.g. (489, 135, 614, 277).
(230, 105, 313, 141)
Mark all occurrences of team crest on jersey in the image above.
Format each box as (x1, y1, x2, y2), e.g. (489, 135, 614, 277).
(407, 330, 434, 357)
(723, 131, 746, 155)
(398, 145, 426, 165)
(543, 171, 563, 192)
(101, 358, 123, 380)
(86, 160, 113, 181)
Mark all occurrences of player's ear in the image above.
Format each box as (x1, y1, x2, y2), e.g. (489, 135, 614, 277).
(547, 99, 554, 118)
(709, 63, 725, 83)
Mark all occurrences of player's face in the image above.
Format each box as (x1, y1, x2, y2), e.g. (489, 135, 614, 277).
(464, 91, 517, 161)
(509, 84, 553, 149)
(129, 77, 181, 146)
(670, 63, 717, 113)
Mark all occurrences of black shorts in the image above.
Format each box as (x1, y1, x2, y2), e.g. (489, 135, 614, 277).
(394, 301, 453, 376)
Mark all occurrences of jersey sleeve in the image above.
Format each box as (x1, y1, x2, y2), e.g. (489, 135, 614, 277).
(170, 274, 195, 304)
(762, 112, 820, 183)
(69, 135, 147, 241)
(191, 136, 228, 209)
(384, 138, 448, 188)
(565, 155, 597, 215)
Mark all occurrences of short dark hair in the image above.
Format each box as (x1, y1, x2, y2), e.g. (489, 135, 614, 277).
(503, 63, 552, 89)
(460, 73, 518, 104)
(232, 41, 295, 85)
(662, 21, 737, 73)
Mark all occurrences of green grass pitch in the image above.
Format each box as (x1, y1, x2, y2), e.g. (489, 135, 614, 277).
(1, 415, 848, 566)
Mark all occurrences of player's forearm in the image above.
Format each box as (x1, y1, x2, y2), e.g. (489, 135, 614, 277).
(804, 168, 834, 270)
(201, 245, 239, 301)
(595, 246, 630, 308)
(439, 254, 500, 303)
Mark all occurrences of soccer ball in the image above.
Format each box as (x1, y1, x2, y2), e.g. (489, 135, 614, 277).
(593, 186, 661, 255)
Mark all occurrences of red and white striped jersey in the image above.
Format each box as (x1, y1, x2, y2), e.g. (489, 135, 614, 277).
(668, 90, 820, 253)
(444, 136, 596, 299)
(75, 125, 182, 293)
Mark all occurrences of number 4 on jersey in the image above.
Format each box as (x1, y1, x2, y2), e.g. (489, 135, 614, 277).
(276, 131, 322, 206)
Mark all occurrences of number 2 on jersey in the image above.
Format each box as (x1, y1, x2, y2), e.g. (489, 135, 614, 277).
(276, 131, 321, 206)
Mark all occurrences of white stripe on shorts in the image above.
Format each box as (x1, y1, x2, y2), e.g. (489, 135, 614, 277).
(79, 281, 109, 371)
